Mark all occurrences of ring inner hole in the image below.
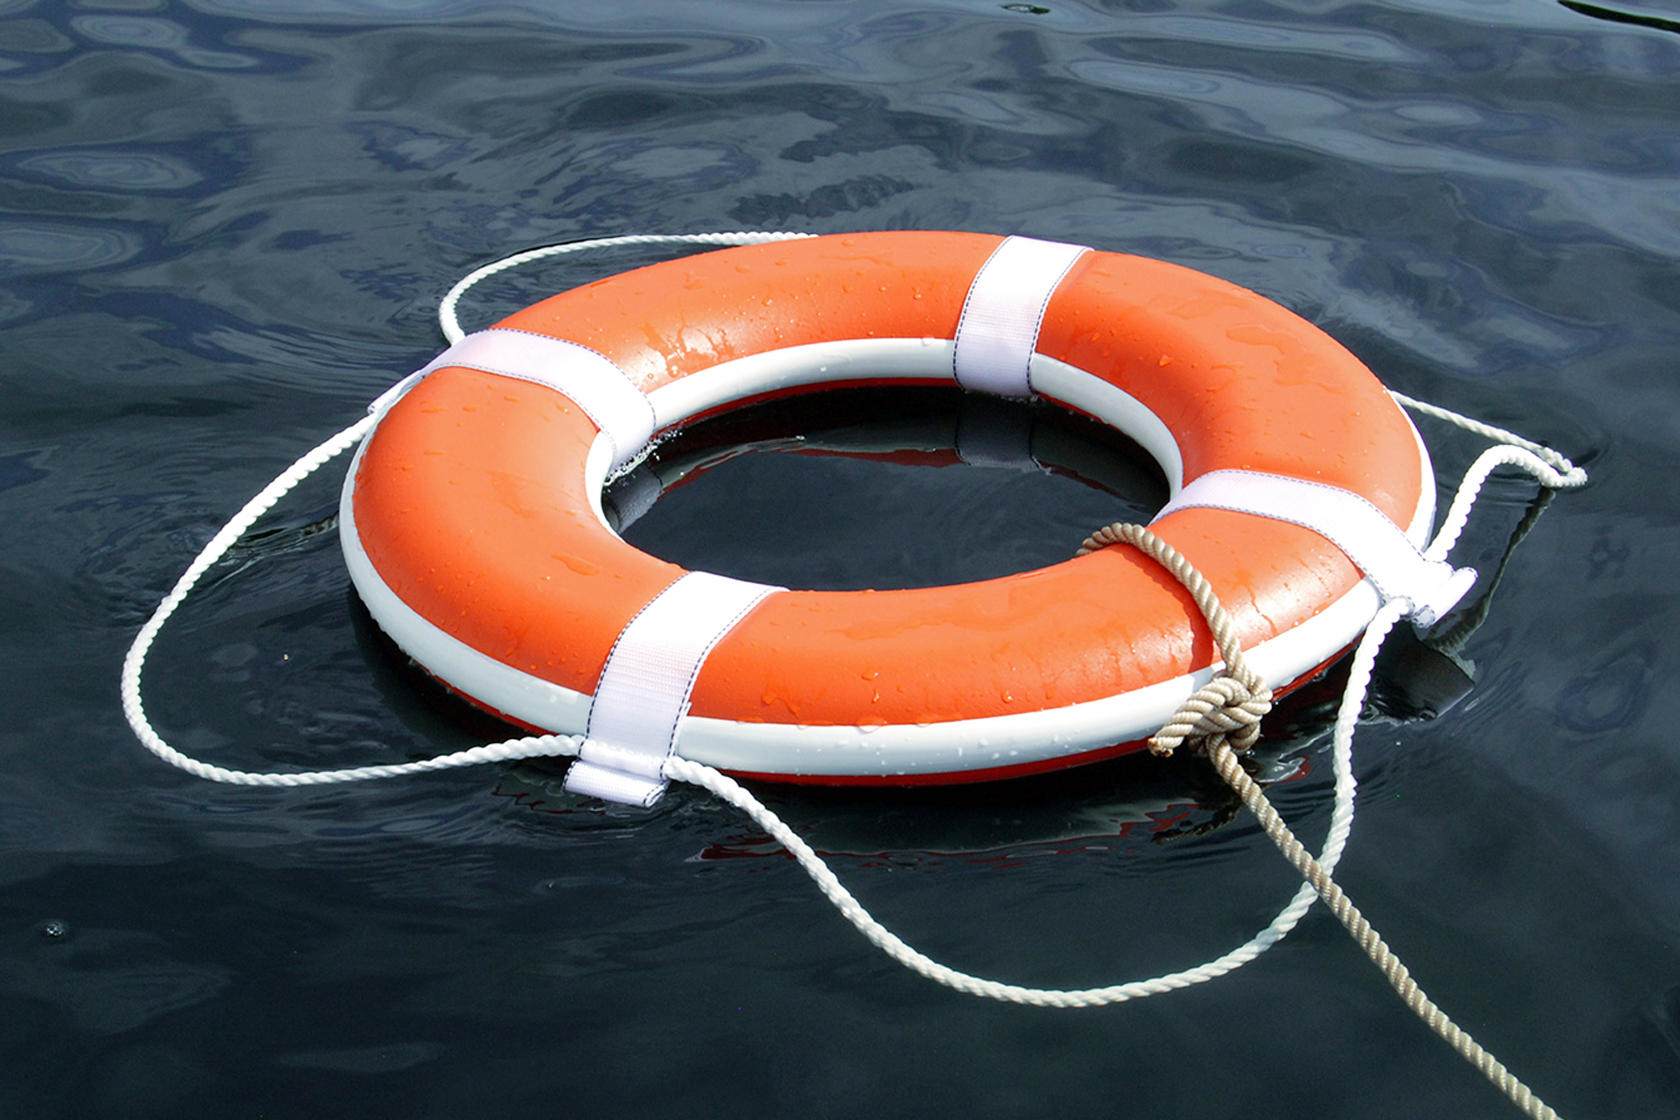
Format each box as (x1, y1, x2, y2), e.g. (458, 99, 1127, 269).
(605, 385, 1168, 591)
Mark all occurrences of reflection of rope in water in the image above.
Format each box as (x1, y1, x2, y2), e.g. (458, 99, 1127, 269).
(121, 233, 1589, 1120)
(231, 510, 339, 556)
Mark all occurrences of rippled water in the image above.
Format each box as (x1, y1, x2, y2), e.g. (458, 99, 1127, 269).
(3, 1, 1678, 1117)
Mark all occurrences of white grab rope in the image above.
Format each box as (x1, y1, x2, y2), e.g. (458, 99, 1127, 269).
(124, 234, 815, 790)
(120, 235, 1588, 1106)
(438, 231, 814, 345)
(1390, 391, 1584, 482)
(118, 411, 584, 786)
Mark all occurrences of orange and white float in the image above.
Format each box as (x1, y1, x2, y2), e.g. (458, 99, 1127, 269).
(339, 231, 1468, 804)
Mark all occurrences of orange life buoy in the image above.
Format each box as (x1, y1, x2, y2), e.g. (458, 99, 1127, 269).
(340, 231, 1456, 802)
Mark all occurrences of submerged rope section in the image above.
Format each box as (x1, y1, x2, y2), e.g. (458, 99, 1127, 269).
(122, 233, 1587, 1119)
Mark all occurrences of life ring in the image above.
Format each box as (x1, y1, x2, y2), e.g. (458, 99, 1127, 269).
(340, 231, 1467, 804)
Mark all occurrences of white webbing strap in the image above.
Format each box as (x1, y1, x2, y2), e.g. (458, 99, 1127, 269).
(371, 328, 658, 473)
(1155, 469, 1477, 627)
(564, 571, 781, 806)
(953, 236, 1090, 398)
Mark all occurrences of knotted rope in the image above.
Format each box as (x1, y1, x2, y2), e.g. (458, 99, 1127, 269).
(1077, 521, 1563, 1120)
(1077, 523, 1272, 755)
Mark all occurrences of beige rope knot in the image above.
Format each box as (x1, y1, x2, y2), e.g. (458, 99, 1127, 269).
(1147, 670, 1273, 756)
(1078, 521, 1274, 757)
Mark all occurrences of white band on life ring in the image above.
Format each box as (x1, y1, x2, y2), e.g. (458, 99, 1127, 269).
(395, 328, 658, 472)
(1154, 468, 1476, 626)
(953, 235, 1090, 398)
(565, 571, 782, 806)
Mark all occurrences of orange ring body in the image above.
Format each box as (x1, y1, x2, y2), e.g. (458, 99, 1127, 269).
(341, 232, 1429, 784)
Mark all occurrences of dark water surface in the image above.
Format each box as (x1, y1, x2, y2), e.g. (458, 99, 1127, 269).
(3, 0, 1679, 1117)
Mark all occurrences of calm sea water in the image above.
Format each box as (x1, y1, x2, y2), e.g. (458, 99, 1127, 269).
(3, 0, 1679, 1117)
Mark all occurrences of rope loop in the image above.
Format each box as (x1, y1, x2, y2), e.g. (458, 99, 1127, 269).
(1077, 521, 1274, 756)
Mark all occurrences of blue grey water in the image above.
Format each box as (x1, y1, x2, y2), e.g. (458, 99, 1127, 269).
(2, 0, 1678, 1116)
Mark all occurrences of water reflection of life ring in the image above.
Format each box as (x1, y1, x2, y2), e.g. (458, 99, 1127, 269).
(340, 231, 1446, 794)
(599, 386, 1168, 569)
